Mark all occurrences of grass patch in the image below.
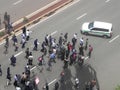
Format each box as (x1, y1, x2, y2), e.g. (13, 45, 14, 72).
(0, 31, 5, 37)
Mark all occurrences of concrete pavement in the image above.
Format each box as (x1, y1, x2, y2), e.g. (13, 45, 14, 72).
(0, 0, 73, 43)
(0, 0, 120, 90)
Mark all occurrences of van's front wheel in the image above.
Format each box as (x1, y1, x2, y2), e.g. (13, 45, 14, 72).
(103, 35, 108, 38)
(84, 32, 88, 35)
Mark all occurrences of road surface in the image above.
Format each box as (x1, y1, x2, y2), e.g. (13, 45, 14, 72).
(0, 0, 120, 90)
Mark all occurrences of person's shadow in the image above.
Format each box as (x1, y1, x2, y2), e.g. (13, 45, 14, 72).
(59, 68, 74, 90)
(74, 63, 100, 90)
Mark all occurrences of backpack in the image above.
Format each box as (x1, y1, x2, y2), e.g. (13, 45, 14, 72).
(90, 47, 93, 52)
(38, 57, 42, 61)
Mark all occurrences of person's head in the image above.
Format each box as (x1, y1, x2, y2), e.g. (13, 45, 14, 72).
(29, 52, 32, 55)
(27, 48, 29, 50)
(61, 33, 63, 35)
(46, 82, 48, 86)
(12, 55, 14, 57)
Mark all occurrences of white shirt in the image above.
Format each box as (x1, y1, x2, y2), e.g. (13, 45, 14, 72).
(80, 38, 84, 44)
(74, 34, 77, 39)
(26, 30, 29, 36)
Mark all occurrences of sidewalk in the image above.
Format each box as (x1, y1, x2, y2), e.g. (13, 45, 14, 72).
(0, 0, 73, 42)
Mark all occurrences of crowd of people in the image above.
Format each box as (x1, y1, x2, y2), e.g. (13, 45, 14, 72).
(0, 25, 97, 90)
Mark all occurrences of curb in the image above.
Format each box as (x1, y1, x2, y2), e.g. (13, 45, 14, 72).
(0, 0, 73, 42)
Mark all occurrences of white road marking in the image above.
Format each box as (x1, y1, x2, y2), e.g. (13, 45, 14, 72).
(85, 56, 89, 60)
(76, 13, 87, 20)
(28, 0, 80, 29)
(48, 79, 57, 85)
(0, 0, 79, 46)
(105, 0, 110, 3)
(30, 66, 36, 71)
(26, 0, 60, 18)
(0, 41, 5, 46)
(14, 51, 23, 57)
(109, 35, 119, 43)
(50, 31, 58, 36)
(13, 0, 23, 5)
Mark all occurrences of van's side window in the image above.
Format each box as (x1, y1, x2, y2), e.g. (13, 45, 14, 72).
(91, 28, 109, 32)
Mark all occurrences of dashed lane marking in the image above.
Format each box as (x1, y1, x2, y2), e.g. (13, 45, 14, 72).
(28, 0, 81, 29)
(48, 79, 57, 85)
(50, 31, 58, 36)
(30, 66, 37, 71)
(0, 0, 79, 46)
(109, 35, 119, 43)
(76, 13, 87, 20)
(9, 51, 23, 60)
(14, 51, 23, 57)
(105, 0, 110, 3)
(13, 0, 23, 5)
(85, 56, 89, 60)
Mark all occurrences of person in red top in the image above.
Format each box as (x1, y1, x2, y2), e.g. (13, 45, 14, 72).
(88, 45, 93, 58)
(67, 42, 72, 52)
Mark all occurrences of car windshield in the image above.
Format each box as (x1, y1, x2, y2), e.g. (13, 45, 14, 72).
(88, 22, 94, 29)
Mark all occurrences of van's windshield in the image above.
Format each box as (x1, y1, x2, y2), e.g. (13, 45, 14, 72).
(88, 22, 94, 29)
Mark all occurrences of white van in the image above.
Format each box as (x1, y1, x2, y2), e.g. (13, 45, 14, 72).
(80, 21, 113, 38)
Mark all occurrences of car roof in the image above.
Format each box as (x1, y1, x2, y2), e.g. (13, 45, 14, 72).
(93, 21, 112, 30)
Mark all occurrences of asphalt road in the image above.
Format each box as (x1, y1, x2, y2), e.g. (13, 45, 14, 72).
(0, 0, 120, 90)
(0, 0, 56, 25)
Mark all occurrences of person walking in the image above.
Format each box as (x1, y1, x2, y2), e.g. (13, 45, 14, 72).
(64, 32, 68, 43)
(12, 34, 18, 46)
(21, 37, 26, 49)
(5, 36, 9, 47)
(13, 74, 19, 88)
(47, 60, 52, 71)
(14, 42, 19, 52)
(28, 52, 33, 65)
(80, 37, 84, 46)
(45, 82, 49, 90)
(45, 34, 49, 46)
(6, 67, 11, 85)
(88, 45, 93, 58)
(73, 33, 77, 43)
(60, 71, 65, 83)
(79, 45, 84, 56)
(26, 29, 30, 41)
(72, 37, 76, 49)
(63, 58, 69, 69)
(4, 36, 9, 54)
(4, 41, 9, 54)
(0, 16, 1, 29)
(50, 52, 56, 63)
(41, 41, 46, 52)
(10, 55, 16, 66)
(22, 26, 26, 36)
(55, 82, 59, 90)
(0, 64, 2, 76)
(85, 38, 88, 50)
(58, 33, 63, 46)
(33, 39, 39, 51)
(25, 48, 30, 59)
